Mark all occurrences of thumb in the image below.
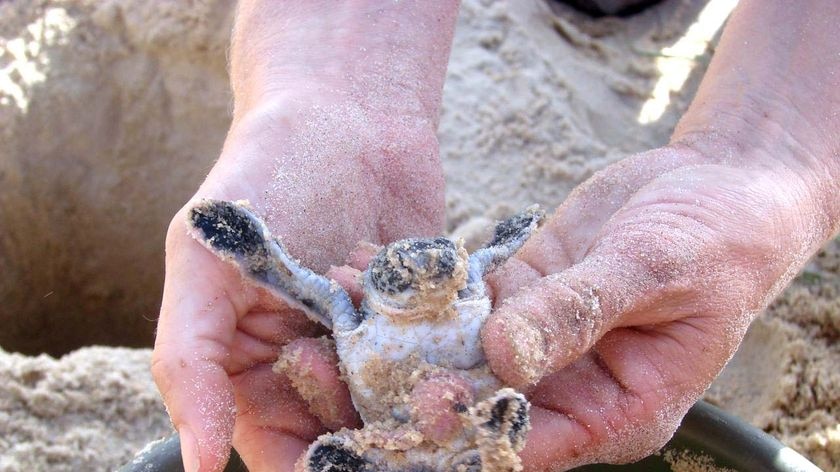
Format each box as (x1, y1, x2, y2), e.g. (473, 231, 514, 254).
(482, 212, 717, 388)
(151, 351, 235, 472)
(152, 233, 241, 471)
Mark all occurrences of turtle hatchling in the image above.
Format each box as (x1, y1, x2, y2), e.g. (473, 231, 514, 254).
(187, 199, 545, 472)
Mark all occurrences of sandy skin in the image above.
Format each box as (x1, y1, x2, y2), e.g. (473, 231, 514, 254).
(151, 1, 840, 472)
(0, 0, 837, 470)
(185, 199, 539, 471)
(152, 3, 460, 471)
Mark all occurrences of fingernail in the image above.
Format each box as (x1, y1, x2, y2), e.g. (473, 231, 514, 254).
(179, 426, 200, 472)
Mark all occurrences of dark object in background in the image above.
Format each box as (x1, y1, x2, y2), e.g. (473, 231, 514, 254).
(120, 401, 822, 472)
(554, 0, 665, 17)
(118, 435, 246, 472)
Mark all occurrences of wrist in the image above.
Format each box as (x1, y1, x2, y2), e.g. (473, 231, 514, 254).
(670, 110, 840, 241)
(229, 1, 459, 125)
(191, 93, 445, 269)
(670, 0, 839, 235)
(218, 92, 442, 175)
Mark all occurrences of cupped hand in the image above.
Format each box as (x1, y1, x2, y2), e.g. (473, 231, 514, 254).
(481, 140, 834, 470)
(150, 1, 459, 468)
(151, 96, 445, 472)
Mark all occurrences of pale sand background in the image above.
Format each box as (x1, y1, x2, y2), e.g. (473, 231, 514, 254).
(0, 0, 837, 470)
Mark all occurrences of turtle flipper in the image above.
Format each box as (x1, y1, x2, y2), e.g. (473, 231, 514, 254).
(301, 435, 371, 472)
(187, 199, 360, 331)
(446, 389, 530, 472)
(474, 388, 531, 452)
(302, 432, 488, 472)
(463, 205, 545, 297)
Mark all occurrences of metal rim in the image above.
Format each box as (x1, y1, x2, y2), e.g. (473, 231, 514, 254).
(119, 401, 822, 472)
(668, 401, 822, 472)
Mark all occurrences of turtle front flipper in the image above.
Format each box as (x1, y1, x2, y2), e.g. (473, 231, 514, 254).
(463, 205, 545, 297)
(187, 199, 360, 332)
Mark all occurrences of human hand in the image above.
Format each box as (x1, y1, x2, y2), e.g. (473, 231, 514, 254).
(480, 139, 837, 470)
(150, 2, 458, 470)
(480, 0, 840, 466)
(150, 95, 445, 471)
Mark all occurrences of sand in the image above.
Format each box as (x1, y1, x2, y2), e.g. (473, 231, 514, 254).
(0, 0, 234, 355)
(661, 449, 736, 472)
(0, 347, 171, 471)
(705, 237, 840, 471)
(0, 0, 837, 471)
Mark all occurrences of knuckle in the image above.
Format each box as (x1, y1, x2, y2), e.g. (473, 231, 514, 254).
(164, 206, 193, 254)
(607, 212, 708, 283)
(534, 274, 606, 361)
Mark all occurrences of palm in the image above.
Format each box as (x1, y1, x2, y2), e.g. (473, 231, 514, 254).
(152, 95, 447, 471)
(154, 232, 331, 467)
(483, 146, 812, 470)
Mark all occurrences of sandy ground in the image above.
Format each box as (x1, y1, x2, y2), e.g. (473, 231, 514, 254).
(706, 238, 840, 471)
(0, 0, 837, 471)
(0, 0, 234, 355)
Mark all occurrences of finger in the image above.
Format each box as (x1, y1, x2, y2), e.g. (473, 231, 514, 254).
(236, 306, 325, 346)
(223, 308, 326, 374)
(481, 254, 647, 389)
(520, 315, 743, 470)
(410, 373, 474, 444)
(511, 147, 705, 276)
(484, 257, 543, 307)
(273, 337, 361, 431)
(482, 204, 748, 388)
(325, 265, 365, 306)
(347, 241, 382, 270)
(483, 164, 786, 388)
(233, 430, 309, 472)
(230, 363, 324, 471)
(521, 352, 675, 470)
(483, 149, 707, 325)
(152, 247, 242, 472)
(519, 405, 587, 471)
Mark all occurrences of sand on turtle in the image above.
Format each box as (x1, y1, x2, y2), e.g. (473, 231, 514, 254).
(0, 1, 837, 471)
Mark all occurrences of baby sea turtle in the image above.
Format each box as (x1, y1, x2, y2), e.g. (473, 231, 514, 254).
(187, 200, 545, 472)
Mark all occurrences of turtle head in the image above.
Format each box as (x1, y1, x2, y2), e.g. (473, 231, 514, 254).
(364, 237, 468, 322)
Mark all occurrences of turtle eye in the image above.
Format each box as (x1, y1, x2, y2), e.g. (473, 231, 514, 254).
(369, 238, 459, 294)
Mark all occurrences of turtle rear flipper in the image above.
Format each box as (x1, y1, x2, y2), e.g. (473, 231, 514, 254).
(187, 199, 360, 332)
(303, 432, 487, 472)
(474, 388, 531, 452)
(463, 205, 545, 297)
(302, 435, 371, 472)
